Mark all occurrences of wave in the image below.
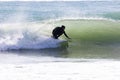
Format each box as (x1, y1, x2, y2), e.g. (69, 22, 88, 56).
(0, 1, 120, 23)
(103, 12, 120, 21)
(55, 19, 120, 43)
(0, 22, 67, 50)
(54, 19, 120, 59)
(0, 18, 120, 51)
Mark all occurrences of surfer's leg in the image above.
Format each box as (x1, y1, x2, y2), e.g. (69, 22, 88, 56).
(54, 36, 58, 39)
(53, 34, 58, 39)
(57, 34, 62, 38)
(52, 33, 57, 39)
(53, 34, 61, 39)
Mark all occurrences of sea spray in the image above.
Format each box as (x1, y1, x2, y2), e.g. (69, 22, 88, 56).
(0, 22, 65, 50)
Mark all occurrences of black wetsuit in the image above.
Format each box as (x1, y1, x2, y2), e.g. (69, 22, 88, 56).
(52, 27, 69, 39)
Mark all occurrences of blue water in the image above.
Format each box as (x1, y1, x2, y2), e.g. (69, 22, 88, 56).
(0, 1, 120, 23)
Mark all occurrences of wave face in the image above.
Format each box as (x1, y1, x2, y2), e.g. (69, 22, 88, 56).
(56, 20, 120, 43)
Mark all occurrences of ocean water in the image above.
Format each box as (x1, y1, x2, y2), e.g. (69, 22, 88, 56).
(0, 1, 120, 80)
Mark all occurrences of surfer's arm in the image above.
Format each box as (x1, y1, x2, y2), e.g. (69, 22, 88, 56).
(63, 32, 71, 39)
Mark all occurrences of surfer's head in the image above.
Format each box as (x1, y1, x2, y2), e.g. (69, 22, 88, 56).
(61, 25, 65, 29)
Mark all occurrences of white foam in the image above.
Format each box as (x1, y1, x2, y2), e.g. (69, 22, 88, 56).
(0, 23, 63, 50)
(0, 33, 63, 50)
(0, 60, 120, 80)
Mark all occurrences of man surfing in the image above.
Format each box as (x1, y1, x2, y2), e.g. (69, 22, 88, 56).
(52, 25, 71, 39)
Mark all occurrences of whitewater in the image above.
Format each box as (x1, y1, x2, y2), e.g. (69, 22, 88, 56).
(0, 22, 62, 50)
(0, 1, 120, 80)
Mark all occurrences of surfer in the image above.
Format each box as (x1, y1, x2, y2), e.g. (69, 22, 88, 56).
(52, 25, 71, 39)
